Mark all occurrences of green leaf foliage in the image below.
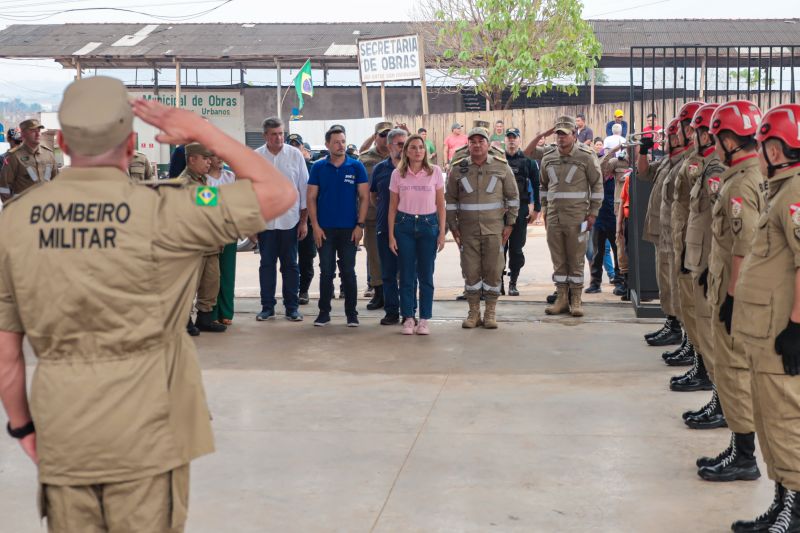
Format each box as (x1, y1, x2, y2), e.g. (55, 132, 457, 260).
(430, 0, 601, 109)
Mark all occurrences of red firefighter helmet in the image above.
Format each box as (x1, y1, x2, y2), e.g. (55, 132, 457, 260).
(755, 104, 800, 150)
(692, 103, 720, 130)
(678, 101, 705, 123)
(709, 100, 762, 137)
(666, 117, 681, 137)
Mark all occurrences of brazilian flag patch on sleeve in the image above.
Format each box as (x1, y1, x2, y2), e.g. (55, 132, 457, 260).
(196, 186, 218, 206)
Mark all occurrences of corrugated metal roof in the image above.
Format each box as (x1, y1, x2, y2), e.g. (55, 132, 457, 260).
(0, 19, 798, 69)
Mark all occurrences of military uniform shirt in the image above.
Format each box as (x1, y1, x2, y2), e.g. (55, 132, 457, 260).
(128, 151, 154, 181)
(733, 164, 800, 373)
(539, 143, 603, 218)
(0, 143, 58, 200)
(685, 147, 725, 273)
(0, 166, 266, 485)
(445, 154, 519, 235)
(641, 157, 672, 243)
(707, 155, 764, 306)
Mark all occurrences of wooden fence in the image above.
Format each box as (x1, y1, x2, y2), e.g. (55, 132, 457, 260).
(388, 92, 800, 159)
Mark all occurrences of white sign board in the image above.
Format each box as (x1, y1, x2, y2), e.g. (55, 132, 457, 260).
(358, 34, 422, 83)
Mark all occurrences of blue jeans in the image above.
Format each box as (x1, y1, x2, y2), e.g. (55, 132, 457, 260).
(318, 228, 358, 316)
(394, 212, 439, 320)
(376, 230, 400, 315)
(258, 227, 300, 313)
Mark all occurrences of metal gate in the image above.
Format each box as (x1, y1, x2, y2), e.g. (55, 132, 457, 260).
(626, 45, 800, 317)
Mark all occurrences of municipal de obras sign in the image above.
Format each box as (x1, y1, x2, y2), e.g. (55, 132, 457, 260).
(358, 34, 423, 83)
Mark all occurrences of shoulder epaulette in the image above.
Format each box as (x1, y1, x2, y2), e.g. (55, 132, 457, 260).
(40, 145, 53, 152)
(491, 153, 508, 164)
(138, 177, 187, 188)
(7, 145, 20, 154)
(453, 157, 469, 168)
(542, 145, 557, 156)
(578, 143, 593, 154)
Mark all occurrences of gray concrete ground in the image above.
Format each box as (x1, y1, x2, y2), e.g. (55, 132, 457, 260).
(0, 228, 773, 532)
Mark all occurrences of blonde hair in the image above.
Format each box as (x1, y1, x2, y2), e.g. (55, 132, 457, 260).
(397, 134, 433, 177)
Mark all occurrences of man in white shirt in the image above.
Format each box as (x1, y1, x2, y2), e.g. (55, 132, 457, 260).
(603, 123, 627, 158)
(254, 117, 308, 321)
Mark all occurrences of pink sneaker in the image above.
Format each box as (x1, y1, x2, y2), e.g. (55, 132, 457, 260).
(416, 319, 430, 335)
(402, 318, 415, 335)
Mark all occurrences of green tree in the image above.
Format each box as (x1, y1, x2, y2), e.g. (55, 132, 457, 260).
(728, 68, 774, 90)
(414, 0, 601, 110)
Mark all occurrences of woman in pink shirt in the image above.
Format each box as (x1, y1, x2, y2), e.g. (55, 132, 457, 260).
(388, 134, 446, 335)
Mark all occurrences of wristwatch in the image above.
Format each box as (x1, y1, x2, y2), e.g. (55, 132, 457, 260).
(357, 222, 365, 229)
(7, 420, 35, 439)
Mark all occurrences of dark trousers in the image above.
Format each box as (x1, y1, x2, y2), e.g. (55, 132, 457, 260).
(318, 228, 358, 316)
(590, 225, 619, 285)
(212, 242, 237, 320)
(504, 202, 529, 280)
(298, 220, 316, 293)
(257, 227, 300, 313)
(395, 212, 438, 320)
(376, 230, 400, 315)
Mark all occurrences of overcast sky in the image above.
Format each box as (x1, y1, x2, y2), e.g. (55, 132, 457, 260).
(0, 0, 797, 104)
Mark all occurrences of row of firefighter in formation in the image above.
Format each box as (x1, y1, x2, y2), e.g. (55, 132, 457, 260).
(635, 99, 800, 533)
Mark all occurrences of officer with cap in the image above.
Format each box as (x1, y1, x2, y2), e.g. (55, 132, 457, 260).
(446, 125, 519, 328)
(449, 120, 505, 166)
(540, 115, 603, 317)
(728, 103, 800, 533)
(0, 118, 58, 201)
(288, 132, 316, 304)
(346, 144, 359, 157)
(179, 142, 227, 334)
(503, 127, 541, 296)
(0, 76, 296, 532)
(358, 121, 393, 308)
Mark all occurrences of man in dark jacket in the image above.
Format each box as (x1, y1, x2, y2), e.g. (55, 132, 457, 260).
(585, 171, 618, 293)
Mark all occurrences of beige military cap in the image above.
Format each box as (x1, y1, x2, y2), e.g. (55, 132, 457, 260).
(19, 118, 45, 131)
(185, 142, 213, 157)
(374, 121, 393, 134)
(467, 127, 490, 140)
(58, 76, 133, 156)
(554, 115, 577, 134)
(473, 120, 491, 130)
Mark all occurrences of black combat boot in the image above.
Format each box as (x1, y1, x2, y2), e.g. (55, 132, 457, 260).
(684, 387, 727, 429)
(366, 285, 384, 310)
(665, 340, 695, 366)
(647, 318, 682, 346)
(195, 311, 227, 332)
(663, 331, 688, 360)
(670, 353, 713, 391)
(645, 315, 676, 341)
(187, 317, 200, 337)
(765, 488, 800, 533)
(697, 433, 734, 469)
(731, 482, 785, 532)
(613, 274, 627, 296)
(508, 274, 520, 296)
(698, 432, 760, 482)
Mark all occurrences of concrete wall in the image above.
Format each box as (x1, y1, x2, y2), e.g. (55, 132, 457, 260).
(243, 86, 462, 131)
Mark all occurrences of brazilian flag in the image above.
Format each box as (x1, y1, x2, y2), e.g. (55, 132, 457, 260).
(294, 59, 314, 110)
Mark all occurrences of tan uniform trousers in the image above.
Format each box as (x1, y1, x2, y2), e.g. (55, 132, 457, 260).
(461, 232, 504, 297)
(677, 271, 698, 350)
(546, 220, 588, 289)
(364, 219, 382, 288)
(747, 346, 800, 485)
(708, 310, 754, 434)
(43, 465, 190, 533)
(692, 273, 714, 380)
(196, 254, 220, 312)
(614, 204, 628, 274)
(656, 248, 676, 317)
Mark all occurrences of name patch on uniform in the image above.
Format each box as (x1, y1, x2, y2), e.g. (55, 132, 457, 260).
(30, 202, 130, 249)
(731, 197, 743, 218)
(196, 186, 218, 206)
(708, 176, 720, 194)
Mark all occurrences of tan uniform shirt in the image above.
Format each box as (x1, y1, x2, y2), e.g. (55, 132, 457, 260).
(358, 147, 389, 221)
(539, 143, 603, 219)
(641, 157, 672, 243)
(733, 164, 800, 373)
(659, 147, 691, 245)
(445, 154, 519, 235)
(128, 151, 154, 181)
(707, 155, 765, 307)
(0, 143, 58, 200)
(0, 167, 266, 485)
(684, 148, 725, 273)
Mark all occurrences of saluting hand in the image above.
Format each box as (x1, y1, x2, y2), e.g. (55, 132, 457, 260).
(131, 98, 209, 145)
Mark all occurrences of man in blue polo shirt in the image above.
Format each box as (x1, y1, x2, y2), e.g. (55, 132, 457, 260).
(307, 126, 369, 326)
(370, 128, 407, 325)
